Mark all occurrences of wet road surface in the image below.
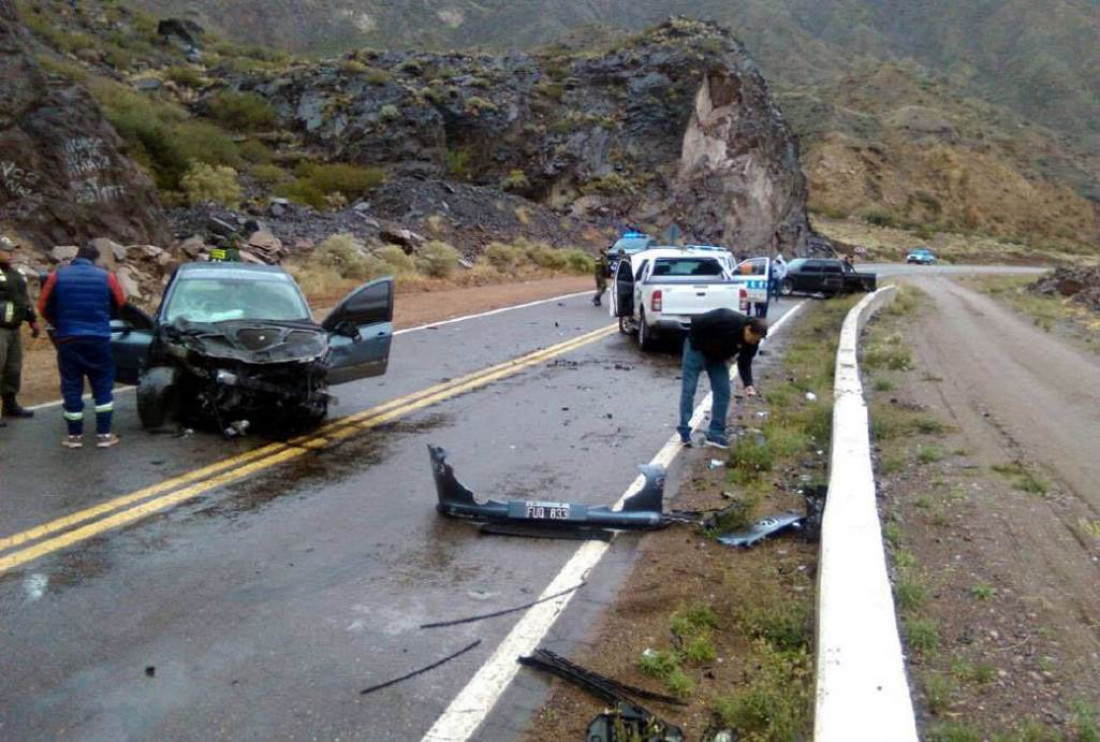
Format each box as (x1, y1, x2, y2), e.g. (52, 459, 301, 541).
(0, 265, 1043, 740)
(0, 291, 800, 741)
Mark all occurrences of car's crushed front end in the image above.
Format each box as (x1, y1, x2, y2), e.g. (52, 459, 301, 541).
(159, 319, 333, 424)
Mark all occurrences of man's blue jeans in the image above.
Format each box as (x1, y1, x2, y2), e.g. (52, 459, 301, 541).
(678, 338, 731, 441)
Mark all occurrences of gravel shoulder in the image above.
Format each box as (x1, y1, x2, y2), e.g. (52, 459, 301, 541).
(867, 278, 1100, 739)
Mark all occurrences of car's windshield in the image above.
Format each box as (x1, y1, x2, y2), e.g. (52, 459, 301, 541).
(788, 259, 808, 272)
(651, 258, 724, 277)
(164, 275, 311, 324)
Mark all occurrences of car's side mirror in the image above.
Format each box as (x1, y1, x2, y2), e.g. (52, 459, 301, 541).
(334, 320, 361, 340)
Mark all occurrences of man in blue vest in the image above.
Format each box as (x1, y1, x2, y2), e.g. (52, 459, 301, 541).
(38, 243, 127, 449)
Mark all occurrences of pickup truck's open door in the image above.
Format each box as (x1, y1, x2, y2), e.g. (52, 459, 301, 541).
(613, 259, 635, 319)
(321, 277, 393, 385)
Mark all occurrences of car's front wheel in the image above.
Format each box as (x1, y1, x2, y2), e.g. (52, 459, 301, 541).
(781, 278, 794, 296)
(137, 366, 180, 431)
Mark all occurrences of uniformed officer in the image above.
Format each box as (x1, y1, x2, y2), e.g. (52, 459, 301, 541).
(593, 251, 609, 306)
(0, 236, 42, 426)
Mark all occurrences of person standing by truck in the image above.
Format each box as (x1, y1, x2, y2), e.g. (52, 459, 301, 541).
(0, 236, 42, 427)
(677, 308, 767, 449)
(593, 251, 609, 307)
(38, 243, 127, 449)
(771, 253, 788, 302)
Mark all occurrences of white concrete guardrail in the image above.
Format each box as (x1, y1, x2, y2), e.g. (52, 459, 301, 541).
(814, 285, 919, 741)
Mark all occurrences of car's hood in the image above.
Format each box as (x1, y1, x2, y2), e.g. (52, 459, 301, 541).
(167, 319, 328, 365)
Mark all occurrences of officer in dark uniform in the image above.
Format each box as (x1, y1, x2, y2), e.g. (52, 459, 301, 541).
(593, 252, 609, 306)
(0, 236, 41, 426)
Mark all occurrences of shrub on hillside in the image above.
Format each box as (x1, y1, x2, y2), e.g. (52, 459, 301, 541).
(564, 249, 595, 274)
(180, 163, 242, 208)
(91, 79, 241, 192)
(315, 234, 370, 280)
(416, 241, 461, 278)
(165, 65, 205, 89)
(500, 170, 530, 192)
(376, 245, 416, 275)
(862, 209, 896, 228)
(299, 162, 385, 201)
(525, 242, 569, 270)
(207, 92, 278, 132)
(483, 242, 523, 271)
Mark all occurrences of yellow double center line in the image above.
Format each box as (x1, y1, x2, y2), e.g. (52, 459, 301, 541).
(0, 324, 617, 575)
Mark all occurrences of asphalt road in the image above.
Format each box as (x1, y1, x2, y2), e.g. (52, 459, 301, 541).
(0, 263, 1045, 741)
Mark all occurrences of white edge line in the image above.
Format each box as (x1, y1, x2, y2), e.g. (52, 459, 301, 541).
(27, 290, 593, 412)
(420, 300, 806, 742)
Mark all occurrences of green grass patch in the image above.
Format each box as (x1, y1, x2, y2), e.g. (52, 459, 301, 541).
(905, 617, 941, 655)
(991, 461, 1050, 494)
(926, 722, 981, 742)
(711, 641, 812, 742)
(970, 582, 996, 601)
(923, 671, 957, 715)
(894, 575, 926, 613)
(917, 445, 945, 464)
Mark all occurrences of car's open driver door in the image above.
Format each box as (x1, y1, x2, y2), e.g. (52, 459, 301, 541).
(321, 277, 394, 385)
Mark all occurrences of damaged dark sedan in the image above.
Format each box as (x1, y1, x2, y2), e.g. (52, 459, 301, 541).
(111, 262, 393, 431)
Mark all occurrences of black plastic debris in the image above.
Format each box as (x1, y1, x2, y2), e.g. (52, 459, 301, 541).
(429, 445, 668, 536)
(360, 640, 481, 696)
(420, 583, 585, 630)
(716, 512, 804, 548)
(801, 484, 828, 543)
(586, 703, 685, 742)
(520, 649, 683, 742)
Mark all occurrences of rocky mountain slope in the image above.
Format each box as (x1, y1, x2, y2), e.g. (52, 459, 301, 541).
(235, 19, 812, 253)
(0, 0, 167, 248)
(9, 4, 820, 261)
(128, 0, 1100, 249)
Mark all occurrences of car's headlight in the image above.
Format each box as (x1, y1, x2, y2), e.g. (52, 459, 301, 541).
(216, 369, 239, 386)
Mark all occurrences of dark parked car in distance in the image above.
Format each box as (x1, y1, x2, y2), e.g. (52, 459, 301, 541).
(779, 258, 877, 297)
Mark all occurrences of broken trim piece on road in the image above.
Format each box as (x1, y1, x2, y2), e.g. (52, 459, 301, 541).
(429, 445, 669, 536)
(715, 512, 805, 548)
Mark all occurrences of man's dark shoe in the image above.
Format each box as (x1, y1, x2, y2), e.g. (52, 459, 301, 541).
(704, 435, 729, 450)
(2, 396, 33, 418)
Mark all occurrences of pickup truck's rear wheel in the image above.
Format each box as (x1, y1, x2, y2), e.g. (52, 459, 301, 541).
(137, 366, 180, 431)
(638, 310, 657, 351)
(780, 278, 794, 297)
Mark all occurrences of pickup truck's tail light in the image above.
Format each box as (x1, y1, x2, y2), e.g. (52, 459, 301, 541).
(738, 288, 748, 312)
(651, 290, 662, 313)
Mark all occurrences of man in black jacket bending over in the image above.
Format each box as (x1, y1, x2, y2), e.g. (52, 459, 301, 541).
(678, 309, 767, 449)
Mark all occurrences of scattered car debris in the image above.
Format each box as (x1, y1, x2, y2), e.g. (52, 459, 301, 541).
(429, 445, 670, 537)
(519, 649, 684, 741)
(586, 703, 685, 742)
(716, 512, 805, 548)
(801, 484, 828, 543)
(805, 392, 818, 402)
(145, 666, 156, 678)
(707, 459, 725, 470)
(420, 583, 585, 630)
(520, 648, 685, 707)
(359, 639, 481, 696)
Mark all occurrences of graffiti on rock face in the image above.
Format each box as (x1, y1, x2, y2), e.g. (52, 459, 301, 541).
(0, 161, 40, 200)
(64, 137, 125, 205)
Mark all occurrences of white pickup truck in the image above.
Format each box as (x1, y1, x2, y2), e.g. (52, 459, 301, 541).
(611, 247, 771, 350)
